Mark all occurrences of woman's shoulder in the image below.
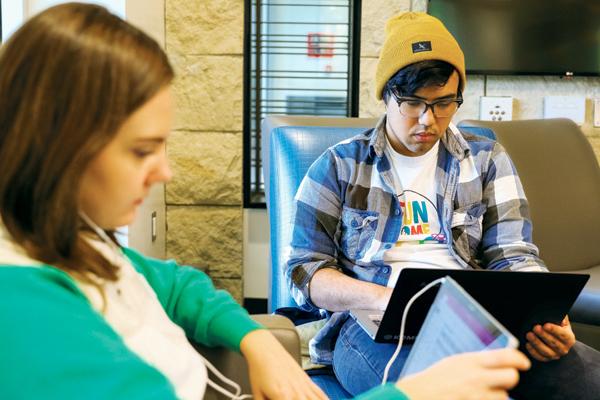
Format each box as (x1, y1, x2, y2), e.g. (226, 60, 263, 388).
(0, 263, 84, 298)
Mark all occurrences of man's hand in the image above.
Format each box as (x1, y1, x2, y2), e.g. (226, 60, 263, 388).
(525, 315, 576, 362)
(240, 329, 327, 400)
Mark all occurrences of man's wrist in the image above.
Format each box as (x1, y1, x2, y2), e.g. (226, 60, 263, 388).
(377, 286, 393, 310)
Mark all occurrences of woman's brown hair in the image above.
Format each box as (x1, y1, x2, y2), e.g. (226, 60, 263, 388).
(0, 3, 174, 281)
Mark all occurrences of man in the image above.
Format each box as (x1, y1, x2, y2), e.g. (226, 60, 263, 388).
(286, 11, 599, 399)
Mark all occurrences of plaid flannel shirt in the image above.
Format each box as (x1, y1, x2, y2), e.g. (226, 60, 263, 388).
(286, 116, 546, 364)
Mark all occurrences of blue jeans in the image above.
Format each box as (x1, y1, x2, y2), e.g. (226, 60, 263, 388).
(332, 318, 412, 396)
(333, 318, 600, 399)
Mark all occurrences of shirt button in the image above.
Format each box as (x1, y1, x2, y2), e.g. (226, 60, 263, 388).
(394, 209, 400, 216)
(384, 244, 392, 249)
(383, 267, 390, 274)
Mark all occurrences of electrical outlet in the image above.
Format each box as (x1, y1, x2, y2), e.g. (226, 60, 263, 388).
(594, 99, 600, 128)
(480, 96, 513, 121)
(543, 96, 586, 125)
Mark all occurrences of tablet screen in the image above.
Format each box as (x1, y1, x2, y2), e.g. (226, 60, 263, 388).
(400, 276, 518, 378)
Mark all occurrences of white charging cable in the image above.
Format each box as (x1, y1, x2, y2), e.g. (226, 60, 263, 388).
(199, 354, 253, 400)
(381, 277, 445, 385)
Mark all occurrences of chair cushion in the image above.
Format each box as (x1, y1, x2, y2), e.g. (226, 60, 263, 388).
(569, 265, 600, 325)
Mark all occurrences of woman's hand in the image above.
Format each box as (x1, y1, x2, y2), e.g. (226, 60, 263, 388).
(395, 348, 531, 400)
(240, 329, 327, 400)
(525, 315, 576, 362)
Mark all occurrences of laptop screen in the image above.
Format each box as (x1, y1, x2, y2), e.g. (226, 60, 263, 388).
(400, 276, 518, 378)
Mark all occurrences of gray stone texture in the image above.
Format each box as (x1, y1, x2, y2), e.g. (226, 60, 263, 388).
(166, 0, 244, 56)
(170, 54, 243, 132)
(166, 206, 242, 279)
(359, 57, 384, 118)
(165, 0, 245, 296)
(167, 131, 242, 205)
(360, 1, 408, 58)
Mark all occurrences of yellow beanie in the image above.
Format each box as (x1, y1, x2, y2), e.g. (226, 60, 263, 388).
(374, 12, 466, 100)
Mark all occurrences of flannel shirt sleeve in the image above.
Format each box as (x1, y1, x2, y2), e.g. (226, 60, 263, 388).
(480, 142, 548, 271)
(285, 150, 344, 310)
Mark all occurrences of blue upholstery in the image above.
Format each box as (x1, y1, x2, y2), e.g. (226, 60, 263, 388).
(458, 125, 496, 141)
(260, 116, 376, 399)
(262, 116, 376, 311)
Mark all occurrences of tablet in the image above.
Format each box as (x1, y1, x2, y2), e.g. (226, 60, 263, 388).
(400, 276, 518, 378)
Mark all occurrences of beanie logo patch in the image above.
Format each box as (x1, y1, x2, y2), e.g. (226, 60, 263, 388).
(411, 41, 432, 53)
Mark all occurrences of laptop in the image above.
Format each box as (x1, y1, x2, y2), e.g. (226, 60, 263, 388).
(350, 268, 589, 344)
(398, 276, 518, 378)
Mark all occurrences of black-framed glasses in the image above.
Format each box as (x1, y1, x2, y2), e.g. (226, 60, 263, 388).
(391, 92, 463, 118)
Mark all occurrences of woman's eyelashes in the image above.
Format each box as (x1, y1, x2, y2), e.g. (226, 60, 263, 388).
(132, 147, 155, 158)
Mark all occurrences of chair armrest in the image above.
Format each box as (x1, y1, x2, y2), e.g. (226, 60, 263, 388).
(193, 314, 300, 400)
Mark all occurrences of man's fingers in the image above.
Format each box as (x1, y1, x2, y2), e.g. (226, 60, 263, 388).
(542, 323, 575, 348)
(526, 342, 553, 362)
(533, 327, 569, 356)
(526, 331, 558, 359)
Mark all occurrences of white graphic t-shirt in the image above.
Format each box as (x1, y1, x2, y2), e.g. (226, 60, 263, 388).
(383, 136, 462, 287)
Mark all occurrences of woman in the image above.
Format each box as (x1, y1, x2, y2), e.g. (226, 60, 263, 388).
(0, 3, 529, 399)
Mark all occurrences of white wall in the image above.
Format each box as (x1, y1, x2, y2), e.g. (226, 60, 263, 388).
(243, 209, 270, 298)
(124, 0, 166, 258)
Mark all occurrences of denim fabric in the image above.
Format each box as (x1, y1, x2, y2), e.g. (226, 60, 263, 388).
(333, 318, 600, 399)
(332, 318, 412, 396)
(510, 341, 600, 400)
(310, 371, 352, 400)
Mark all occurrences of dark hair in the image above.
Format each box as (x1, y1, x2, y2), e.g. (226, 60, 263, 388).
(382, 60, 461, 103)
(0, 3, 174, 282)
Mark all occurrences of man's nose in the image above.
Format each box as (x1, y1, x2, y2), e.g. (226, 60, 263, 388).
(418, 105, 436, 125)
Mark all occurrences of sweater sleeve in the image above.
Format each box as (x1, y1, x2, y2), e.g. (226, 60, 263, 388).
(123, 247, 263, 351)
(0, 266, 178, 400)
(354, 383, 410, 400)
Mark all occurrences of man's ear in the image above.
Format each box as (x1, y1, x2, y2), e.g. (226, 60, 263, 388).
(382, 90, 390, 109)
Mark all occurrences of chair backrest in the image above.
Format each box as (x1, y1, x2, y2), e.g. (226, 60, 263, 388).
(261, 115, 377, 312)
(458, 119, 600, 272)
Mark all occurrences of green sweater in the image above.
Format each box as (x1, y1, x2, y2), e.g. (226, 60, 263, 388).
(0, 247, 407, 399)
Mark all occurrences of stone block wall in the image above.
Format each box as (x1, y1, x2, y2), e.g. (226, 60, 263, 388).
(165, 0, 245, 303)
